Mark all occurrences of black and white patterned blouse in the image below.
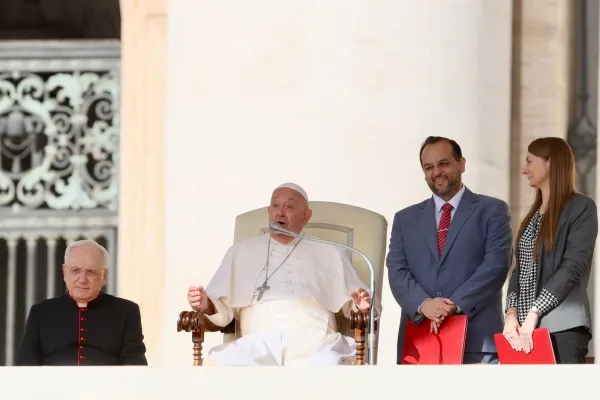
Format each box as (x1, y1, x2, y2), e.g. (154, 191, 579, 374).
(506, 210, 560, 324)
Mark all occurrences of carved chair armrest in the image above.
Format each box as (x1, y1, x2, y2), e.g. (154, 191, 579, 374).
(350, 309, 378, 366)
(177, 309, 375, 366)
(176, 310, 234, 366)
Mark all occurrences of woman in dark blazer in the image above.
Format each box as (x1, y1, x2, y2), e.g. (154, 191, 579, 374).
(503, 137, 597, 364)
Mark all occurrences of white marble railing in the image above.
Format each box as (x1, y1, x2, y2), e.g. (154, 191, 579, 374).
(0, 365, 597, 399)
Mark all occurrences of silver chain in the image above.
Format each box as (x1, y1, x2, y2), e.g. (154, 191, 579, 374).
(262, 237, 302, 286)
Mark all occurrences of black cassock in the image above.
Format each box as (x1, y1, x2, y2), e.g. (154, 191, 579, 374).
(17, 292, 148, 366)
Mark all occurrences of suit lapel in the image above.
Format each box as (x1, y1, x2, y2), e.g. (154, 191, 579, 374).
(420, 198, 439, 260)
(439, 188, 480, 265)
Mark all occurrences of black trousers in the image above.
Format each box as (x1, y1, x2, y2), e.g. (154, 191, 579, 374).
(550, 326, 592, 364)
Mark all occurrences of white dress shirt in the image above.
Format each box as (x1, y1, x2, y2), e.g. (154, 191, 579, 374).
(432, 184, 466, 227)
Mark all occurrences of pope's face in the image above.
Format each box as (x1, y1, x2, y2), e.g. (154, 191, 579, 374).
(62, 246, 107, 303)
(268, 188, 312, 241)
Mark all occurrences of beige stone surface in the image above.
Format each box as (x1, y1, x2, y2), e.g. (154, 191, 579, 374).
(116, 0, 598, 365)
(510, 0, 576, 227)
(160, 0, 512, 366)
(118, 0, 168, 366)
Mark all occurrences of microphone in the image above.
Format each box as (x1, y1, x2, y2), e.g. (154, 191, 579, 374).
(269, 222, 378, 365)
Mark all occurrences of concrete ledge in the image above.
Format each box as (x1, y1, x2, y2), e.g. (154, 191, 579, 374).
(0, 365, 597, 399)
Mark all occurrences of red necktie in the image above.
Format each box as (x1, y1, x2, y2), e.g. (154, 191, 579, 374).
(437, 203, 453, 256)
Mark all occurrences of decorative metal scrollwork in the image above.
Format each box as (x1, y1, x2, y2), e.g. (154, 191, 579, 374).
(0, 70, 119, 211)
(567, 0, 597, 197)
(568, 115, 596, 196)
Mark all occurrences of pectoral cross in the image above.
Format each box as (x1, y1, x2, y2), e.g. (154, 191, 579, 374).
(256, 281, 270, 301)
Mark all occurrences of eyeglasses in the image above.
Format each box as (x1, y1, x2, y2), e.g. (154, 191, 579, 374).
(67, 267, 103, 278)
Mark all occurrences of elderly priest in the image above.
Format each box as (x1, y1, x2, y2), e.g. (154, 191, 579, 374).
(187, 183, 380, 366)
(17, 240, 148, 366)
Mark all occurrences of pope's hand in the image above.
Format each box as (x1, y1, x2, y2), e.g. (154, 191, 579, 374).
(349, 288, 371, 311)
(188, 286, 210, 313)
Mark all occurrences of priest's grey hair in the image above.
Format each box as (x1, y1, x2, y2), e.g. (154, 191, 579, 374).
(64, 239, 110, 269)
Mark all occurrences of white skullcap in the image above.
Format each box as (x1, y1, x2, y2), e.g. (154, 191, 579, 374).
(274, 182, 308, 202)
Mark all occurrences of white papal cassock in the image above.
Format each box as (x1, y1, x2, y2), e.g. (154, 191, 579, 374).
(203, 233, 380, 366)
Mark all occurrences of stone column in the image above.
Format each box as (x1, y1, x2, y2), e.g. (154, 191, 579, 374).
(510, 0, 577, 227)
(162, 0, 513, 366)
(510, 0, 599, 362)
(118, 0, 168, 366)
(594, 0, 600, 364)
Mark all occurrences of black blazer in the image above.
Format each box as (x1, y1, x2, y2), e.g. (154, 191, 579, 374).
(507, 193, 597, 333)
(17, 292, 148, 366)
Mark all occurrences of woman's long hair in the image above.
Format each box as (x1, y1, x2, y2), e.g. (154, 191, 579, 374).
(515, 137, 577, 258)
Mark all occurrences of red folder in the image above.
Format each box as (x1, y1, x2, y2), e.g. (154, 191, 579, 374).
(401, 315, 468, 364)
(494, 328, 556, 364)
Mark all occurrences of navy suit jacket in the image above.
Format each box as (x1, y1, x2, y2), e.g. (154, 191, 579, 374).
(386, 187, 513, 363)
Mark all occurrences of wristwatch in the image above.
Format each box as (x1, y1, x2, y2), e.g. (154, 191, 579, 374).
(530, 305, 542, 316)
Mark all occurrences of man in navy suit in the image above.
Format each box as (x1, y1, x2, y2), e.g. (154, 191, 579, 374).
(386, 136, 513, 364)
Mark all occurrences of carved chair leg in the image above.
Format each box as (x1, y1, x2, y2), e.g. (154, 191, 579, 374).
(354, 328, 365, 365)
(192, 330, 204, 366)
(177, 311, 208, 367)
(350, 309, 368, 366)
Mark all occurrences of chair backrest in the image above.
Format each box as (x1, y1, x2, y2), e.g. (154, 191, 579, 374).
(222, 201, 388, 342)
